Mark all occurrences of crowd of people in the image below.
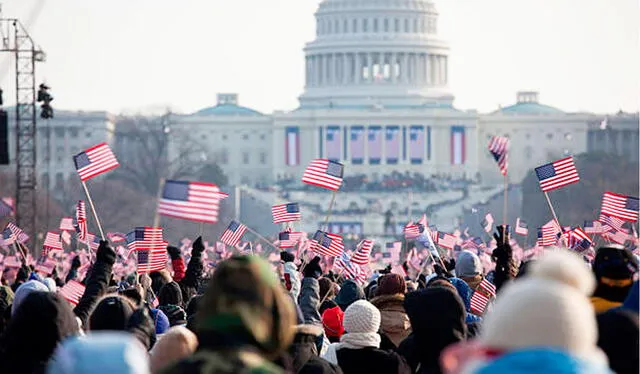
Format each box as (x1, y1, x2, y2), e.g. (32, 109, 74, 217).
(0, 228, 637, 374)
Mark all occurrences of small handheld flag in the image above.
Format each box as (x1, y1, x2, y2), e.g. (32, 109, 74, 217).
(311, 231, 344, 257)
(350, 239, 373, 265)
(158, 180, 228, 223)
(271, 203, 301, 224)
(58, 280, 86, 305)
(302, 159, 344, 191)
(515, 218, 529, 236)
(535, 156, 580, 192)
(488, 136, 509, 176)
(73, 142, 119, 181)
(600, 192, 639, 222)
(220, 221, 247, 247)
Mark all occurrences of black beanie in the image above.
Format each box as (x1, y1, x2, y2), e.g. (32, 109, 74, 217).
(594, 246, 638, 282)
(89, 295, 135, 331)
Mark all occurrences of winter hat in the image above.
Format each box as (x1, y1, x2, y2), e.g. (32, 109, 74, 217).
(479, 250, 606, 364)
(88, 295, 135, 331)
(377, 273, 406, 296)
(455, 250, 483, 278)
(12, 279, 50, 316)
(321, 306, 345, 338)
(158, 281, 183, 308)
(150, 308, 170, 335)
(196, 255, 295, 359)
(46, 332, 150, 374)
(343, 300, 381, 334)
(150, 326, 198, 373)
(43, 278, 57, 292)
(334, 280, 365, 311)
(158, 304, 187, 327)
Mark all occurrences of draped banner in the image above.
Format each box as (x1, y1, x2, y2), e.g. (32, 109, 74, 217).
(284, 127, 300, 166)
(409, 125, 425, 164)
(451, 126, 466, 165)
(385, 126, 400, 164)
(326, 125, 341, 162)
(350, 126, 365, 164)
(368, 126, 382, 164)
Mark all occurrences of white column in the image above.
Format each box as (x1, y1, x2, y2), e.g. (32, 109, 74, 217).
(316, 55, 322, 86)
(413, 54, 419, 85)
(366, 53, 372, 83)
(391, 52, 397, 83)
(442, 56, 448, 85)
(420, 54, 427, 84)
(425, 54, 431, 85)
(333, 53, 339, 85)
(355, 53, 361, 84)
(324, 54, 330, 86)
(432, 55, 439, 86)
(343, 53, 350, 84)
(402, 53, 408, 83)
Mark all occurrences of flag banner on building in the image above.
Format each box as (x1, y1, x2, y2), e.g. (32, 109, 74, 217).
(326, 126, 341, 162)
(6, 222, 29, 244)
(437, 232, 457, 250)
(126, 227, 164, 251)
(409, 126, 425, 164)
(43, 231, 63, 252)
(73, 142, 120, 181)
(569, 227, 592, 252)
(350, 126, 365, 164)
(158, 180, 228, 223)
(0, 198, 12, 218)
(488, 136, 509, 176)
(535, 156, 580, 192)
(302, 159, 344, 191)
(368, 126, 382, 164)
(271, 203, 301, 224)
(450, 126, 466, 165)
(385, 126, 400, 164)
(600, 192, 639, 222)
(136, 243, 169, 273)
(58, 280, 86, 305)
(350, 239, 373, 265)
(470, 278, 496, 315)
(584, 220, 605, 234)
(481, 213, 494, 233)
(285, 126, 300, 166)
(515, 217, 529, 236)
(220, 221, 247, 247)
(75, 200, 87, 241)
(59, 217, 75, 232)
(311, 230, 344, 257)
(278, 230, 303, 249)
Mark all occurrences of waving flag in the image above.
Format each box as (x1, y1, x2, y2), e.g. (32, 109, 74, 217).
(569, 227, 592, 252)
(43, 231, 63, 253)
(0, 199, 12, 218)
(85, 233, 101, 251)
(126, 227, 164, 251)
(488, 136, 509, 176)
(537, 220, 561, 247)
(73, 142, 119, 181)
(384, 242, 402, 265)
(278, 230, 303, 249)
(2, 256, 21, 268)
(302, 159, 344, 191)
(136, 245, 168, 273)
(6, 222, 29, 243)
(403, 221, 421, 239)
(600, 214, 626, 232)
(59, 217, 75, 232)
(437, 232, 457, 250)
(515, 218, 529, 236)
(75, 201, 87, 241)
(311, 231, 343, 257)
(158, 180, 228, 223)
(58, 280, 86, 305)
(107, 232, 127, 243)
(35, 259, 57, 275)
(220, 221, 247, 247)
(481, 213, 494, 233)
(584, 220, 605, 235)
(271, 203, 301, 224)
(335, 252, 364, 282)
(535, 156, 580, 192)
(350, 239, 373, 265)
(470, 278, 496, 315)
(600, 192, 639, 222)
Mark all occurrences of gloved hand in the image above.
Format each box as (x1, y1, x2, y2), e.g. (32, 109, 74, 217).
(491, 225, 512, 263)
(167, 246, 181, 260)
(303, 256, 322, 279)
(96, 240, 116, 265)
(280, 251, 295, 263)
(127, 305, 156, 350)
(71, 255, 82, 269)
(379, 265, 392, 274)
(192, 236, 204, 255)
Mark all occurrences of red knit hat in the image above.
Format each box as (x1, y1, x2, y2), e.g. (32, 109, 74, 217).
(322, 306, 345, 338)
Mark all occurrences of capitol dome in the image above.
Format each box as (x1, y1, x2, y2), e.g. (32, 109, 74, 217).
(299, 0, 453, 108)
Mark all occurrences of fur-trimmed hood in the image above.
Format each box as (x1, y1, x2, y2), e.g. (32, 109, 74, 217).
(370, 294, 411, 347)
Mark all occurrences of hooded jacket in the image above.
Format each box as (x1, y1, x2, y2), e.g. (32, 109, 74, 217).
(370, 294, 411, 348)
(158, 281, 184, 308)
(288, 324, 342, 374)
(74, 241, 117, 327)
(398, 287, 467, 374)
(0, 292, 79, 374)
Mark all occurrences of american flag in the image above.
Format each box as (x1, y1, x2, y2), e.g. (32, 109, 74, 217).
(384, 242, 402, 264)
(85, 233, 101, 251)
(537, 220, 561, 247)
(350, 239, 373, 265)
(488, 136, 509, 176)
(515, 217, 529, 236)
(107, 232, 127, 243)
(6, 222, 29, 243)
(60, 230, 72, 246)
(35, 259, 57, 275)
(535, 156, 580, 192)
(59, 280, 86, 305)
(600, 192, 639, 222)
(126, 227, 164, 251)
(59, 217, 75, 232)
(569, 227, 592, 252)
(584, 220, 605, 234)
(326, 126, 341, 161)
(481, 213, 494, 233)
(0, 198, 12, 218)
(1, 227, 15, 246)
(385, 127, 400, 163)
(220, 221, 247, 247)
(403, 221, 421, 239)
(311, 231, 344, 257)
(335, 252, 357, 278)
(43, 231, 63, 252)
(600, 214, 626, 232)
(278, 230, 303, 249)
(271, 203, 301, 224)
(158, 180, 228, 223)
(73, 142, 120, 181)
(437, 232, 457, 250)
(470, 278, 496, 315)
(605, 229, 631, 245)
(136, 242, 169, 273)
(368, 127, 383, 163)
(2, 256, 21, 268)
(462, 237, 486, 252)
(302, 159, 344, 191)
(409, 126, 425, 163)
(75, 201, 87, 241)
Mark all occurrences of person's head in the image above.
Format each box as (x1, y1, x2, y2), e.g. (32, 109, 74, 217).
(592, 245, 638, 302)
(47, 332, 150, 374)
(343, 300, 381, 338)
(158, 281, 184, 308)
(456, 250, 483, 278)
(377, 273, 407, 296)
(150, 326, 198, 373)
(12, 279, 50, 316)
(321, 305, 345, 342)
(89, 295, 136, 331)
(196, 255, 295, 358)
(150, 308, 170, 335)
(334, 280, 365, 311)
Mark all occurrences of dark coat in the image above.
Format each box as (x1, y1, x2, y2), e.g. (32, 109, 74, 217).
(335, 347, 411, 374)
(370, 294, 411, 349)
(398, 288, 467, 374)
(289, 324, 342, 374)
(73, 241, 116, 326)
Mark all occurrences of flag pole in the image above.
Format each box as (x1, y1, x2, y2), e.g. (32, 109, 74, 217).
(153, 178, 165, 228)
(80, 181, 106, 240)
(502, 174, 508, 243)
(243, 223, 278, 250)
(543, 191, 562, 229)
(198, 222, 204, 237)
(323, 190, 338, 231)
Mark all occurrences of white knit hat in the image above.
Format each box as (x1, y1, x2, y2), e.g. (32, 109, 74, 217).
(343, 300, 381, 334)
(479, 250, 607, 365)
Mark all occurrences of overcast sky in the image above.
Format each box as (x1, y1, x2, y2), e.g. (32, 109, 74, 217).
(0, 0, 637, 114)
